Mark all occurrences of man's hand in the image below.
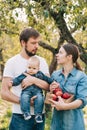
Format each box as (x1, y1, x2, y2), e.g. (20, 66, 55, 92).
(30, 96, 37, 106)
(21, 73, 34, 89)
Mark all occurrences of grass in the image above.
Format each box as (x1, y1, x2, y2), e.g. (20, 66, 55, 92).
(83, 107, 87, 130)
(0, 99, 11, 130)
(0, 104, 51, 130)
(45, 111, 52, 130)
(0, 109, 11, 130)
(0, 80, 52, 130)
(0, 98, 52, 130)
(1, 100, 87, 130)
(0, 78, 87, 130)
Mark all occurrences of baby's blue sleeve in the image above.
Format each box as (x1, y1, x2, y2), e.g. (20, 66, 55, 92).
(13, 74, 26, 86)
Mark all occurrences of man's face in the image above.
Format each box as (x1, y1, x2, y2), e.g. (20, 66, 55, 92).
(25, 37, 40, 56)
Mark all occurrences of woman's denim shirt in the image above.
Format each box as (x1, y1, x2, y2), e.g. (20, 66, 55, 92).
(51, 67, 87, 108)
(50, 67, 87, 130)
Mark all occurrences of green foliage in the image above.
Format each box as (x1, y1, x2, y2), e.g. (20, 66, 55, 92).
(43, 10, 49, 18)
(0, 81, 87, 130)
(0, 0, 87, 74)
(37, 46, 53, 66)
(0, 0, 87, 129)
(83, 106, 87, 129)
(45, 111, 52, 130)
(66, 0, 87, 30)
(0, 108, 52, 130)
(0, 110, 11, 130)
(0, 34, 21, 64)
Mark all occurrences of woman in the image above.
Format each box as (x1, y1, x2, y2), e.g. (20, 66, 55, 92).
(49, 43, 87, 130)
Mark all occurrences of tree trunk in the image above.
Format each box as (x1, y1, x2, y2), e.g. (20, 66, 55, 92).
(0, 49, 4, 79)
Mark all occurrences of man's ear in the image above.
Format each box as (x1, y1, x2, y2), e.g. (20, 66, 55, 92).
(21, 40, 25, 47)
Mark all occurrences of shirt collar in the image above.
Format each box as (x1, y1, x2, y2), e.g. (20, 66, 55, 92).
(70, 67, 77, 76)
(59, 67, 77, 76)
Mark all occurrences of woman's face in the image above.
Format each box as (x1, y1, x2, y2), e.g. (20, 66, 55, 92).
(56, 47, 69, 65)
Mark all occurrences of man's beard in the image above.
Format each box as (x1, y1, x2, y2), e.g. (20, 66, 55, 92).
(25, 48, 35, 57)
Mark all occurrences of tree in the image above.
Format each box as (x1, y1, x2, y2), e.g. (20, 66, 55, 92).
(29, 0, 87, 73)
(0, 0, 87, 75)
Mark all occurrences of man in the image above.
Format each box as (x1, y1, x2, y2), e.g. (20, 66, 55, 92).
(1, 28, 49, 130)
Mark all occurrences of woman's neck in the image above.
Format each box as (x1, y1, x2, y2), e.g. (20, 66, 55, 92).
(63, 64, 74, 77)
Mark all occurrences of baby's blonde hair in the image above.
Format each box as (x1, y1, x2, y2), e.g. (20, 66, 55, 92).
(28, 56, 40, 66)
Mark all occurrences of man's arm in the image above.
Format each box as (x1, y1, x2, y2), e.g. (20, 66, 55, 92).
(36, 71, 54, 84)
(1, 77, 20, 104)
(32, 76, 50, 90)
(21, 73, 50, 91)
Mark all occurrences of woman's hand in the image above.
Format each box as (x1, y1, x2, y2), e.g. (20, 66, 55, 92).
(49, 96, 66, 110)
(21, 73, 34, 89)
(50, 81, 60, 92)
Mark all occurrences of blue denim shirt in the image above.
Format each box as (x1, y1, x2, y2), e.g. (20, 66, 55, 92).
(50, 67, 87, 130)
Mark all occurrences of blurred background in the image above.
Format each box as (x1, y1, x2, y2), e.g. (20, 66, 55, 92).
(0, 0, 87, 129)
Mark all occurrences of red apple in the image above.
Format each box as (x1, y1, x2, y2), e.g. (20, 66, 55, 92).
(62, 92, 71, 99)
(55, 90, 63, 97)
(53, 87, 62, 94)
(51, 94, 58, 101)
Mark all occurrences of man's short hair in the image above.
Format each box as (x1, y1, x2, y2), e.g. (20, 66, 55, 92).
(20, 28, 40, 42)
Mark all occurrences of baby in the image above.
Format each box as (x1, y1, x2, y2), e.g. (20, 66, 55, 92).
(10, 56, 53, 123)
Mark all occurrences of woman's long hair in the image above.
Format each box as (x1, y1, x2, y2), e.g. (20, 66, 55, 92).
(62, 43, 82, 71)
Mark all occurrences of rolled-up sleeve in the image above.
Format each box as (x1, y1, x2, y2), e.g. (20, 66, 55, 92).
(76, 74, 87, 108)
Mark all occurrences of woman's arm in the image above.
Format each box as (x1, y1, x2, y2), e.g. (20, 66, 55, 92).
(49, 96, 82, 111)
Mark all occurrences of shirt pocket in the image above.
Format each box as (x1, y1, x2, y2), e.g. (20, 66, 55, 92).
(64, 80, 77, 94)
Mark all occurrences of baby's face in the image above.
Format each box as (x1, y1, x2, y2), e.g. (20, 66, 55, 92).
(27, 61, 39, 75)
